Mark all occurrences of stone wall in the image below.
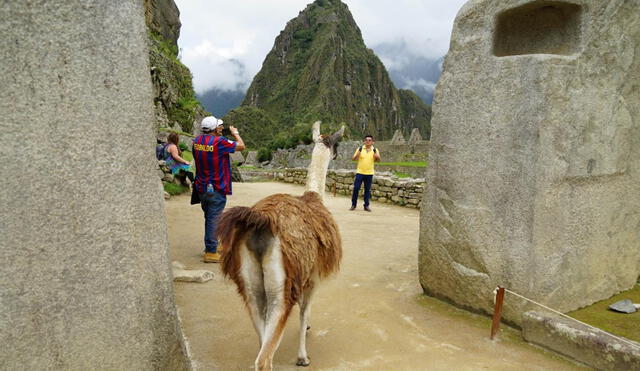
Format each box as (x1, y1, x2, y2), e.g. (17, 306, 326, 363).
(419, 0, 640, 325)
(0, 2, 190, 369)
(268, 139, 430, 169)
(277, 168, 425, 208)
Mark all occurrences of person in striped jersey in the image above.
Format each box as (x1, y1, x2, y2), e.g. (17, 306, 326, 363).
(193, 115, 245, 263)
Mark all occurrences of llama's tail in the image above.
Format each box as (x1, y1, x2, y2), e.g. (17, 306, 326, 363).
(216, 206, 272, 280)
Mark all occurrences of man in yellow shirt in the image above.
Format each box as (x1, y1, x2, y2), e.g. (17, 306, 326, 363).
(350, 135, 381, 211)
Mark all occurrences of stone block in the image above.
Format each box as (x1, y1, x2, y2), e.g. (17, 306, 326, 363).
(522, 311, 640, 370)
(0, 1, 190, 369)
(419, 0, 640, 324)
(230, 151, 245, 164)
(173, 268, 215, 283)
(244, 151, 258, 165)
(390, 129, 406, 144)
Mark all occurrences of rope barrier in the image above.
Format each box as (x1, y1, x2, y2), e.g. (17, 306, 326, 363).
(497, 287, 640, 351)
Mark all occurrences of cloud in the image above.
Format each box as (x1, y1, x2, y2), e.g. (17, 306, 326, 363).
(180, 39, 251, 92)
(345, 0, 466, 60)
(174, 0, 467, 93)
(403, 78, 437, 93)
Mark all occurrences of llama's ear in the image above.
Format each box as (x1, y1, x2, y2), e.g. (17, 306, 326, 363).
(328, 125, 345, 160)
(311, 121, 321, 142)
(329, 125, 345, 142)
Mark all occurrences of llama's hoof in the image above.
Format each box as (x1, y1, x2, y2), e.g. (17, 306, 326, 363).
(296, 357, 310, 367)
(306, 325, 311, 331)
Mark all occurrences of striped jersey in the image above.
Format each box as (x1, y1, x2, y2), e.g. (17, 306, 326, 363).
(192, 134, 237, 195)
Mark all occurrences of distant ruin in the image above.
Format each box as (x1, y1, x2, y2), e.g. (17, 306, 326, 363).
(419, 0, 640, 324)
(267, 138, 429, 173)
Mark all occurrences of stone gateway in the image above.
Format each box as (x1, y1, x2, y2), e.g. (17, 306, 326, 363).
(419, 0, 640, 324)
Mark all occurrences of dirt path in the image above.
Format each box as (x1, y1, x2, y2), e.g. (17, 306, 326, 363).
(166, 182, 584, 370)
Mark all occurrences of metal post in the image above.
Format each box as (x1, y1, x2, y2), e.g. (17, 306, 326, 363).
(490, 286, 505, 340)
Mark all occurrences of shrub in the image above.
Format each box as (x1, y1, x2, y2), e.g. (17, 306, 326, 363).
(257, 148, 272, 162)
(163, 182, 189, 196)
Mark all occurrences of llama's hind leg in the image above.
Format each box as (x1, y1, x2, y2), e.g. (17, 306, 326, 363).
(296, 280, 316, 367)
(239, 243, 267, 345)
(255, 239, 292, 371)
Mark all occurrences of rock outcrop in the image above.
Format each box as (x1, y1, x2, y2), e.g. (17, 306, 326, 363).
(419, 0, 640, 324)
(145, 0, 205, 134)
(1, 1, 190, 369)
(144, 0, 181, 45)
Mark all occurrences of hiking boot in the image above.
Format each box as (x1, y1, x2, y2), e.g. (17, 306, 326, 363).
(364, 206, 372, 212)
(349, 205, 356, 211)
(203, 252, 221, 263)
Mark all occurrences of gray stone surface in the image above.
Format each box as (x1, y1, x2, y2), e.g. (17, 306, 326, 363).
(173, 268, 215, 283)
(172, 261, 214, 283)
(230, 151, 245, 165)
(408, 128, 423, 143)
(419, 0, 640, 324)
(244, 150, 259, 165)
(390, 129, 406, 144)
(522, 311, 640, 370)
(609, 299, 638, 314)
(144, 0, 181, 46)
(0, 2, 190, 370)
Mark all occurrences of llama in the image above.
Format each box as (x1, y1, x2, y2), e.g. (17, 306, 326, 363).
(217, 121, 343, 370)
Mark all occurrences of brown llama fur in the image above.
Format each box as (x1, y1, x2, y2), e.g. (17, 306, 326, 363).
(218, 192, 342, 307)
(216, 122, 343, 370)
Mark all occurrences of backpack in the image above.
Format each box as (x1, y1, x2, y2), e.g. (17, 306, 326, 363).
(156, 143, 168, 160)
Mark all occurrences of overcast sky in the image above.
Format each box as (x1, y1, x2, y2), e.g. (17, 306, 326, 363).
(174, 0, 468, 94)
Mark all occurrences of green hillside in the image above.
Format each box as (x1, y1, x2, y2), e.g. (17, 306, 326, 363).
(225, 0, 431, 152)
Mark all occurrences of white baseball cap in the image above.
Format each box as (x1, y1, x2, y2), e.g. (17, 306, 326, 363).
(201, 116, 223, 131)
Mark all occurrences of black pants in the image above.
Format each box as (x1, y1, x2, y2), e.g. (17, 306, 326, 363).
(178, 170, 194, 183)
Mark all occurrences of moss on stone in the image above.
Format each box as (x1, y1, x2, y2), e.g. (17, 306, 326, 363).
(568, 283, 640, 343)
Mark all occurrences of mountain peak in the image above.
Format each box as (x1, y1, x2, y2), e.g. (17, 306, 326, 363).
(236, 0, 431, 141)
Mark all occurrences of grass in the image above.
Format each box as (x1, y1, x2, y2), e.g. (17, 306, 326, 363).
(239, 165, 257, 169)
(393, 172, 411, 178)
(163, 150, 194, 196)
(163, 182, 189, 196)
(182, 150, 193, 162)
(379, 161, 428, 167)
(568, 282, 640, 342)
